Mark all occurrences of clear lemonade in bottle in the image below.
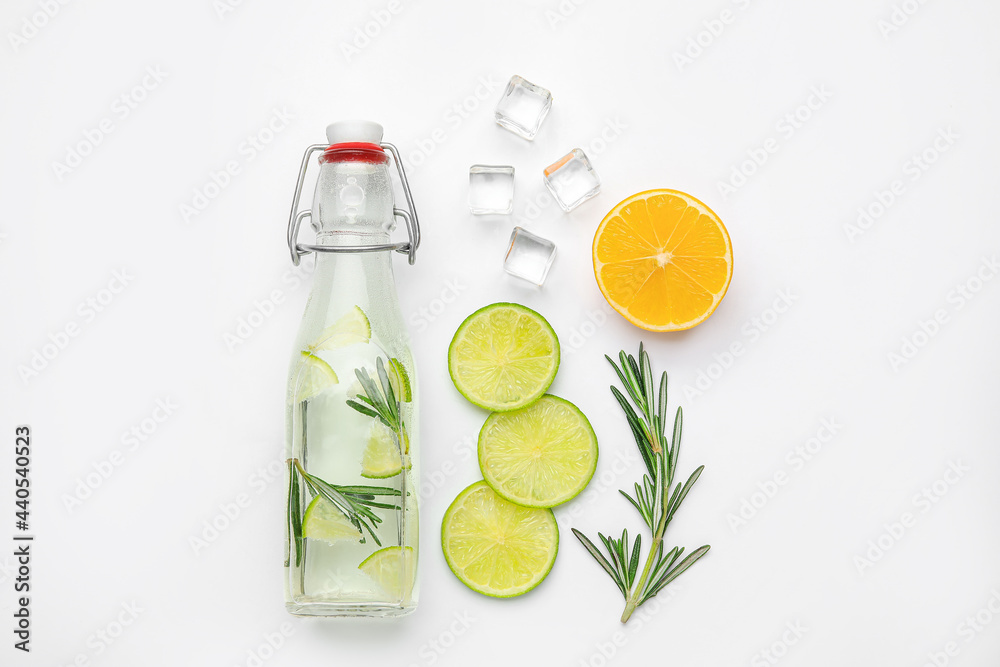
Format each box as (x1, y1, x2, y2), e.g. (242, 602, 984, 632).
(284, 121, 420, 617)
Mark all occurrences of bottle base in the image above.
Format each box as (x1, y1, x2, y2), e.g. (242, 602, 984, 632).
(286, 601, 416, 618)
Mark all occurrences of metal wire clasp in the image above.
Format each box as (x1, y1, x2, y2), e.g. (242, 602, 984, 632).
(286, 142, 421, 266)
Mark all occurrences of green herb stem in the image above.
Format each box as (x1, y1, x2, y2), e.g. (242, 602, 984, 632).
(573, 344, 711, 624)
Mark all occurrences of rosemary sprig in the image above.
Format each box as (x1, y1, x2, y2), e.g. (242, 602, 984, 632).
(287, 459, 401, 551)
(286, 459, 303, 566)
(573, 343, 710, 623)
(346, 357, 409, 454)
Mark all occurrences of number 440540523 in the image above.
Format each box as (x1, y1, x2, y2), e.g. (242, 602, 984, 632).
(14, 426, 30, 530)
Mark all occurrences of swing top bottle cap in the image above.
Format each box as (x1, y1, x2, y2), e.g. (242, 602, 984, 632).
(326, 120, 383, 146)
(321, 121, 387, 164)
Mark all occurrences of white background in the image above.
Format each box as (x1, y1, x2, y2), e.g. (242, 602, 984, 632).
(2, 0, 999, 665)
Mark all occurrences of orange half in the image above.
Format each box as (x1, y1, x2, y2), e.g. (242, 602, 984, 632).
(593, 189, 733, 332)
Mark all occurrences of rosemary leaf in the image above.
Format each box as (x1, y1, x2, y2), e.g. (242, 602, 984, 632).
(354, 393, 376, 408)
(352, 500, 401, 511)
(605, 355, 634, 401)
(666, 466, 705, 523)
(346, 399, 381, 421)
(669, 406, 683, 474)
(335, 485, 402, 496)
(641, 545, 711, 604)
(619, 489, 644, 518)
(610, 386, 655, 476)
(573, 529, 627, 597)
(286, 459, 302, 567)
(376, 358, 399, 422)
(575, 345, 711, 624)
(627, 534, 642, 589)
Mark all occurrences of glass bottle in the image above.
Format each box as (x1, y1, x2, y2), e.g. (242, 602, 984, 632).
(283, 121, 420, 617)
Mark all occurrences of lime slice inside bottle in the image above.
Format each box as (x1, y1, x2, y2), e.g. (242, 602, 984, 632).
(479, 395, 598, 508)
(448, 303, 559, 412)
(361, 422, 408, 478)
(387, 357, 412, 402)
(302, 495, 361, 545)
(309, 305, 371, 351)
(358, 546, 416, 600)
(294, 351, 339, 402)
(441, 481, 558, 598)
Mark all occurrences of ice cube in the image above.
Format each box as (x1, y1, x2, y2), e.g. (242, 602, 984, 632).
(543, 148, 601, 212)
(494, 75, 553, 140)
(469, 165, 515, 214)
(503, 227, 556, 286)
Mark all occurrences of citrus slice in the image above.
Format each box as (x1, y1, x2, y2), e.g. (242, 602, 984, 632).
(441, 481, 558, 597)
(479, 395, 597, 508)
(448, 303, 559, 412)
(302, 495, 361, 545)
(294, 351, 339, 401)
(358, 546, 416, 600)
(360, 422, 408, 478)
(593, 189, 733, 332)
(387, 358, 412, 402)
(309, 305, 371, 351)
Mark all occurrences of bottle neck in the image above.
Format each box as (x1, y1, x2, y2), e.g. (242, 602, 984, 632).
(305, 247, 399, 330)
(300, 152, 404, 336)
(312, 158, 394, 236)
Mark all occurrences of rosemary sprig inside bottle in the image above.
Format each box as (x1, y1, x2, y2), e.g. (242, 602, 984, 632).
(346, 357, 409, 454)
(573, 344, 710, 623)
(287, 459, 401, 563)
(286, 356, 411, 567)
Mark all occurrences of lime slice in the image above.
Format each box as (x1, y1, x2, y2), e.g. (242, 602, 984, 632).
(309, 306, 371, 351)
(387, 358, 412, 402)
(358, 546, 416, 600)
(302, 495, 361, 545)
(294, 351, 339, 401)
(448, 303, 559, 412)
(479, 395, 598, 508)
(441, 481, 558, 598)
(361, 422, 408, 479)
